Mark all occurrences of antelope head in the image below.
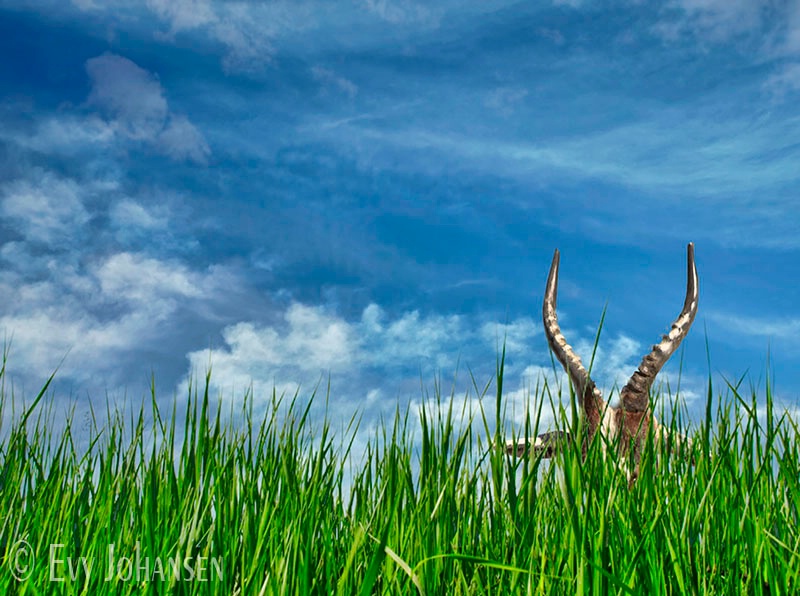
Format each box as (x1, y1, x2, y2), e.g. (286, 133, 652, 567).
(506, 243, 699, 484)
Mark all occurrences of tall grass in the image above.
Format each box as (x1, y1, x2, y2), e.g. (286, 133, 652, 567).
(0, 350, 798, 595)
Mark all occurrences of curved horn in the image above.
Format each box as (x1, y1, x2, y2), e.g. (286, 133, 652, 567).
(620, 243, 699, 412)
(543, 250, 605, 417)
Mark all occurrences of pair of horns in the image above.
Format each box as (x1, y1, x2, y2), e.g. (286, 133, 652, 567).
(544, 243, 699, 414)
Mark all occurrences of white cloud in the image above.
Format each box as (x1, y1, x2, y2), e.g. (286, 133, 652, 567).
(85, 53, 210, 163)
(68, 0, 277, 73)
(144, 0, 216, 34)
(157, 114, 211, 164)
(484, 87, 529, 116)
(1, 174, 90, 245)
(3, 311, 129, 376)
(764, 62, 800, 102)
(182, 304, 356, 406)
(783, 1, 800, 55)
(0, 248, 237, 385)
(9, 115, 116, 155)
(646, 0, 800, 111)
(654, 0, 766, 43)
(480, 318, 538, 357)
(110, 199, 169, 231)
(360, 305, 465, 369)
(708, 311, 800, 340)
(144, 0, 276, 73)
(212, 6, 276, 74)
(222, 306, 354, 373)
(191, 303, 445, 378)
(284, 303, 356, 369)
(107, 196, 199, 252)
(96, 252, 203, 306)
(581, 334, 641, 384)
(185, 303, 475, 407)
(361, 0, 441, 27)
(311, 66, 358, 99)
(86, 53, 168, 139)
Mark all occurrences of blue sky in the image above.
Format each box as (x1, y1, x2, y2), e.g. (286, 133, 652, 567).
(1, 0, 799, 443)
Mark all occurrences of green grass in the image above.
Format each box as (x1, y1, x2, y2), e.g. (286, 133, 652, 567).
(0, 349, 798, 595)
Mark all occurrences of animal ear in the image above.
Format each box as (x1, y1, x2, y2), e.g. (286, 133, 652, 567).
(505, 430, 571, 458)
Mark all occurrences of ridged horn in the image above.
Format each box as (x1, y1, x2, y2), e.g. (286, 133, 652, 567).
(619, 243, 699, 412)
(543, 249, 606, 428)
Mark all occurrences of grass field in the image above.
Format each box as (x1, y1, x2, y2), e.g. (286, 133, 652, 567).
(0, 349, 798, 595)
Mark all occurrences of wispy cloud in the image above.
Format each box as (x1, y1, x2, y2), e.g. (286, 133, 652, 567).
(484, 87, 529, 116)
(311, 66, 358, 99)
(97, 252, 204, 305)
(654, 0, 766, 43)
(764, 62, 800, 101)
(782, 1, 800, 55)
(652, 0, 800, 108)
(86, 53, 170, 140)
(480, 318, 538, 358)
(318, 107, 799, 201)
(110, 199, 169, 231)
(360, 0, 441, 27)
(85, 53, 210, 163)
(7, 115, 115, 155)
(0, 249, 238, 386)
(144, 0, 216, 35)
(552, 0, 583, 8)
(67, 0, 278, 73)
(708, 312, 800, 340)
(1, 174, 90, 245)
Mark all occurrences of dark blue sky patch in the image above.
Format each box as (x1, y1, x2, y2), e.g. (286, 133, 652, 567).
(0, 10, 104, 105)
